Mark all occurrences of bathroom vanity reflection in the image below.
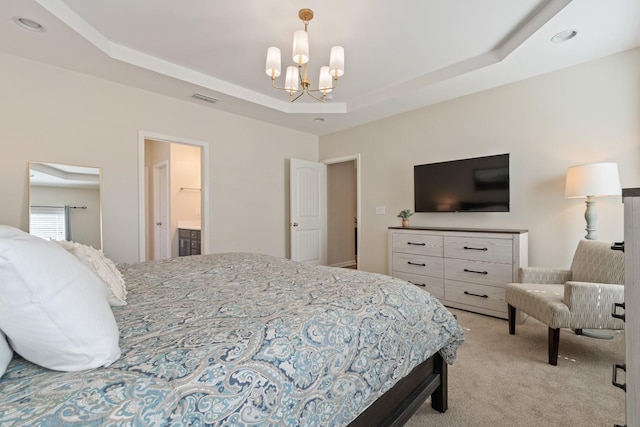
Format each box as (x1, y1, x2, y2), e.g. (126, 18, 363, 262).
(28, 161, 102, 249)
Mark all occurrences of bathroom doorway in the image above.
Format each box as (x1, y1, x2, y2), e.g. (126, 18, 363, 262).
(138, 132, 210, 261)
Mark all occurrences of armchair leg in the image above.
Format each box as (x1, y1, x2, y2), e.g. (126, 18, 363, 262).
(548, 327, 559, 366)
(508, 304, 516, 335)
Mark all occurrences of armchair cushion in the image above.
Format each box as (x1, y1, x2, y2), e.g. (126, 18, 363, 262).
(570, 240, 624, 284)
(505, 283, 570, 329)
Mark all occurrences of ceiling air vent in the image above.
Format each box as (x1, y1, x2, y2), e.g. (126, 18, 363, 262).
(192, 93, 219, 104)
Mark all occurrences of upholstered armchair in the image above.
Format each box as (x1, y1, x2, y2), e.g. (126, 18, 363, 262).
(505, 240, 625, 365)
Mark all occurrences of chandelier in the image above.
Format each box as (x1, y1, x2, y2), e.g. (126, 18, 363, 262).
(265, 9, 345, 102)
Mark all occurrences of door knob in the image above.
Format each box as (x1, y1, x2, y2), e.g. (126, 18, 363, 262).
(156, 222, 162, 226)
(292, 222, 299, 227)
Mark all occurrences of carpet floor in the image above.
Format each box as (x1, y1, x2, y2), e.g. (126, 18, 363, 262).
(406, 308, 626, 427)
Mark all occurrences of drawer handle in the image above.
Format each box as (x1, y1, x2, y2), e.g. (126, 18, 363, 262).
(611, 302, 625, 321)
(464, 291, 488, 299)
(407, 261, 426, 267)
(409, 281, 426, 287)
(463, 268, 488, 275)
(463, 246, 488, 251)
(407, 242, 426, 246)
(612, 363, 626, 391)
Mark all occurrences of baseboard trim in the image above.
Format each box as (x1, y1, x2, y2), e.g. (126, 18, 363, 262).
(330, 260, 357, 268)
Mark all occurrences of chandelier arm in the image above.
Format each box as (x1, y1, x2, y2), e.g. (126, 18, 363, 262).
(271, 78, 303, 94)
(290, 91, 306, 102)
(306, 77, 338, 101)
(305, 89, 326, 102)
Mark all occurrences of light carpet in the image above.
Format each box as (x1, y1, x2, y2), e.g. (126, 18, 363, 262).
(406, 308, 626, 427)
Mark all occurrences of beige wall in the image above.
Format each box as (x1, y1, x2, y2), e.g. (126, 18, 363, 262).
(2, 49, 638, 269)
(320, 48, 640, 274)
(0, 52, 318, 263)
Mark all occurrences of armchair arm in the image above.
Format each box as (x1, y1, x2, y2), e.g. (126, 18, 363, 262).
(564, 281, 625, 329)
(519, 267, 572, 284)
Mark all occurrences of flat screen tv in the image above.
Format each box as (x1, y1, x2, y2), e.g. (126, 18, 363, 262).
(414, 153, 510, 212)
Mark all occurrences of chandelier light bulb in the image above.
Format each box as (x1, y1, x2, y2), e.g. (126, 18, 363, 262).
(292, 30, 309, 65)
(329, 46, 345, 77)
(318, 66, 333, 93)
(265, 47, 281, 78)
(284, 66, 299, 93)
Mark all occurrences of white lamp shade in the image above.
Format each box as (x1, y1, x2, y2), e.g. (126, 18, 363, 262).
(284, 66, 299, 92)
(565, 162, 621, 198)
(329, 46, 345, 77)
(318, 66, 333, 92)
(292, 30, 309, 65)
(265, 47, 281, 78)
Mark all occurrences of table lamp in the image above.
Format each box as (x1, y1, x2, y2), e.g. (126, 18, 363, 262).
(565, 162, 621, 240)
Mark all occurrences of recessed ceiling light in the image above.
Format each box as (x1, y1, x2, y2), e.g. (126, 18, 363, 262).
(314, 117, 325, 122)
(13, 17, 46, 32)
(551, 29, 577, 43)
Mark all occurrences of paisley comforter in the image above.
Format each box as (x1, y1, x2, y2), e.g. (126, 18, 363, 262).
(0, 253, 463, 426)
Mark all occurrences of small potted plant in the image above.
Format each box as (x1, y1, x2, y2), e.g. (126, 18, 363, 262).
(397, 209, 413, 227)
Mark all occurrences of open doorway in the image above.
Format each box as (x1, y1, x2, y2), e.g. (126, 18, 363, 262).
(138, 132, 210, 262)
(326, 155, 360, 269)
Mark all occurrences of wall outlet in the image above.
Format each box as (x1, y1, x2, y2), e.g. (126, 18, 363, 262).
(375, 206, 386, 215)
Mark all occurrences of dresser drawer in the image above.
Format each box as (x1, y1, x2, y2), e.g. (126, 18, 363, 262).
(392, 253, 443, 278)
(392, 233, 443, 256)
(445, 280, 507, 314)
(444, 236, 512, 263)
(392, 271, 445, 300)
(444, 258, 512, 287)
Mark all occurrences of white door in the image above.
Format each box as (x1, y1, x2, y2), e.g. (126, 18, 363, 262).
(153, 161, 171, 260)
(290, 159, 327, 265)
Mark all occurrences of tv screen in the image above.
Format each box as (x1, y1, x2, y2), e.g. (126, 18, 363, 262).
(414, 154, 510, 212)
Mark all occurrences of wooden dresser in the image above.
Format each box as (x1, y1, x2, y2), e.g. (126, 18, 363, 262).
(388, 227, 528, 319)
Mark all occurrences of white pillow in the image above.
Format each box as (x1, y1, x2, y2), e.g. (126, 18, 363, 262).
(0, 225, 120, 371)
(0, 331, 12, 378)
(54, 240, 127, 306)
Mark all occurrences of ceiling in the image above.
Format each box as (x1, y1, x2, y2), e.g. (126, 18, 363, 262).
(2, 1, 639, 136)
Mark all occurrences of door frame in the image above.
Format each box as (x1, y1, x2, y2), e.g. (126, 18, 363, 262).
(138, 131, 211, 262)
(323, 154, 361, 270)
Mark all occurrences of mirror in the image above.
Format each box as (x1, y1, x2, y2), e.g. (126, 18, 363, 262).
(29, 161, 103, 249)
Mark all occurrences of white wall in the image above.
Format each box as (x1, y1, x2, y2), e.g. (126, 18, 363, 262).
(320, 48, 640, 274)
(0, 52, 318, 263)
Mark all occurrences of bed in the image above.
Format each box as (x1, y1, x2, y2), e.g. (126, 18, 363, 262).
(0, 251, 463, 426)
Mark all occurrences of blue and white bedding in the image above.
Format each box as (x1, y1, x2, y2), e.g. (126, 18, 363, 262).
(0, 253, 463, 426)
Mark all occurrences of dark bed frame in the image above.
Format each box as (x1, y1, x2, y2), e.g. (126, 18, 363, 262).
(348, 352, 448, 427)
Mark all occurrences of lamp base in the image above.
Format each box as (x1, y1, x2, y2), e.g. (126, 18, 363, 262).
(581, 329, 614, 340)
(584, 196, 597, 240)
